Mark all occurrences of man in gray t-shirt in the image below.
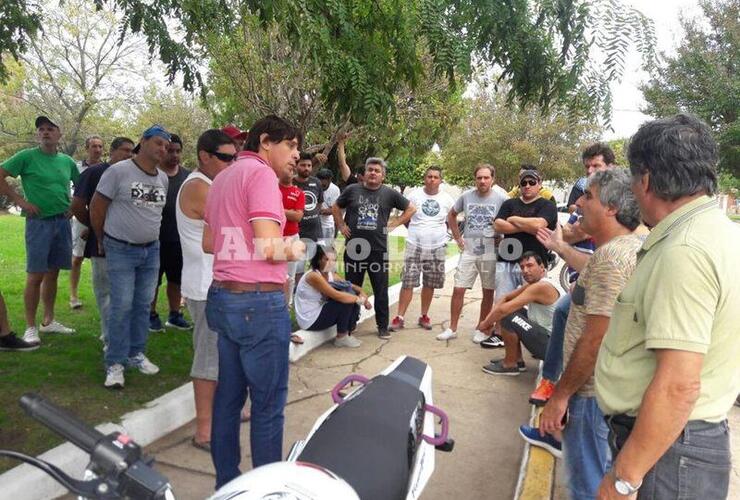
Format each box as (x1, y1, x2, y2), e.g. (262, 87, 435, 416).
(90, 125, 170, 390)
(438, 164, 508, 342)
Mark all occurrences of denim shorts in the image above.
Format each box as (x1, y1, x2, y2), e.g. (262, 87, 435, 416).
(25, 215, 72, 273)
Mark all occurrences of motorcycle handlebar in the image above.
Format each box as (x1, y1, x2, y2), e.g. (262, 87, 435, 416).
(20, 393, 104, 453)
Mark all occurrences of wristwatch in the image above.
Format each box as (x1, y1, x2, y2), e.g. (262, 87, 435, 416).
(614, 475, 642, 496)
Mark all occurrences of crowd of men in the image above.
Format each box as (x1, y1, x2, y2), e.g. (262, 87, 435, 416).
(0, 112, 737, 499)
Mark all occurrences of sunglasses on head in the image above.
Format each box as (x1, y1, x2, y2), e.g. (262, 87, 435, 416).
(209, 151, 236, 163)
(520, 178, 538, 187)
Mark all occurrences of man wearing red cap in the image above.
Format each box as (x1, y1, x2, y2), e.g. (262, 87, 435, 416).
(221, 124, 248, 152)
(0, 116, 79, 347)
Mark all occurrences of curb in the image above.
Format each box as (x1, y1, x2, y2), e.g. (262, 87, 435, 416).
(1, 253, 460, 499)
(514, 368, 557, 500)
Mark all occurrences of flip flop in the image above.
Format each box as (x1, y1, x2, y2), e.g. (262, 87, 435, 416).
(290, 334, 304, 345)
(191, 437, 211, 452)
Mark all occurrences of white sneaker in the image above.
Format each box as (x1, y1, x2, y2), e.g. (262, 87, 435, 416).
(472, 329, 488, 344)
(39, 320, 75, 334)
(69, 298, 83, 309)
(104, 364, 125, 389)
(23, 326, 41, 345)
(436, 328, 457, 341)
(334, 335, 362, 348)
(128, 352, 160, 375)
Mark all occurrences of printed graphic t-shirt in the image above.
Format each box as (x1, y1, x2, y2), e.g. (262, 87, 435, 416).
(294, 175, 324, 241)
(335, 183, 409, 252)
(96, 158, 168, 244)
(406, 188, 455, 249)
(453, 188, 508, 255)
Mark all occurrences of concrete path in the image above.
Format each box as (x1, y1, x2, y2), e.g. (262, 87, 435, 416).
(145, 278, 539, 500)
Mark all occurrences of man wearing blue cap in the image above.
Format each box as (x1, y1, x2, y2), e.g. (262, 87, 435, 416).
(90, 125, 170, 389)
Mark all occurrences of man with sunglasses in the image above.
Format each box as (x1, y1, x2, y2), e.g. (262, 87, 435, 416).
(176, 129, 236, 452)
(490, 170, 557, 347)
(150, 134, 192, 332)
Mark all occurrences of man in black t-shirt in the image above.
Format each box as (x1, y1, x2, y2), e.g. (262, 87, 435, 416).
(150, 134, 191, 332)
(333, 157, 416, 338)
(494, 169, 558, 302)
(293, 152, 324, 285)
(69, 136, 136, 345)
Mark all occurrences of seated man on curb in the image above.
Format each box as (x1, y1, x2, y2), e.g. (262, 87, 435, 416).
(520, 169, 642, 499)
(294, 244, 372, 348)
(477, 251, 562, 375)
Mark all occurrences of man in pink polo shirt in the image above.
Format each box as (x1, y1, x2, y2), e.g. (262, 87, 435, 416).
(203, 115, 304, 489)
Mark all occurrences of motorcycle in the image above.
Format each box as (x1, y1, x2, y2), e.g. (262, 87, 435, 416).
(0, 355, 453, 500)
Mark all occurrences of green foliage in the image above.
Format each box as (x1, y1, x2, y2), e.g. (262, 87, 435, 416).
(439, 79, 601, 189)
(607, 138, 628, 167)
(89, 0, 655, 126)
(641, 0, 739, 177)
(0, 2, 41, 81)
(0, 177, 22, 211)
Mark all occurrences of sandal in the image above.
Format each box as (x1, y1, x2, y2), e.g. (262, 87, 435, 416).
(290, 334, 304, 344)
(191, 437, 211, 452)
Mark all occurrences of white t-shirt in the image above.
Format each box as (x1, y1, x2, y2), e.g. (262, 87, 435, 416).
(405, 188, 455, 249)
(321, 182, 341, 230)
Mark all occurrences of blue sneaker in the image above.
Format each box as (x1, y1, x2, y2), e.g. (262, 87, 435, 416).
(518, 425, 562, 458)
(149, 313, 164, 333)
(166, 311, 192, 330)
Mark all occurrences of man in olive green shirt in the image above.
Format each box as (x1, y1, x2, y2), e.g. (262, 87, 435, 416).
(0, 116, 79, 346)
(594, 114, 739, 499)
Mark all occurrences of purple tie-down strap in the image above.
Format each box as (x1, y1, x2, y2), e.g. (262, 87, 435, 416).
(331, 374, 370, 404)
(422, 404, 450, 446)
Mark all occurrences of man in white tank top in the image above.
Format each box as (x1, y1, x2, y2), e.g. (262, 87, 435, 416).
(176, 129, 237, 450)
(476, 250, 562, 376)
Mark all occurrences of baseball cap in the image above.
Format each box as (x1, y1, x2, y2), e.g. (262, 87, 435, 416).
(519, 169, 541, 182)
(222, 124, 248, 141)
(35, 116, 59, 129)
(132, 125, 171, 153)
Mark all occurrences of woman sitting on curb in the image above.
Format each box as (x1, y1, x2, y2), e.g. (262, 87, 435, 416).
(294, 244, 372, 348)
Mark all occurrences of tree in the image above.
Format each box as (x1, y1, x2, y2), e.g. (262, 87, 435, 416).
(87, 0, 655, 126)
(439, 80, 600, 189)
(0, 2, 41, 81)
(641, 0, 739, 178)
(15, 0, 147, 156)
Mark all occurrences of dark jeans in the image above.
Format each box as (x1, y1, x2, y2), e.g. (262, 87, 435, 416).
(308, 298, 360, 334)
(205, 287, 291, 489)
(606, 417, 731, 499)
(344, 250, 389, 331)
(500, 309, 550, 360)
(542, 293, 570, 381)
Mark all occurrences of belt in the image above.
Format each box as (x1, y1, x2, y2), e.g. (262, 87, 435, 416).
(104, 233, 157, 248)
(211, 280, 283, 293)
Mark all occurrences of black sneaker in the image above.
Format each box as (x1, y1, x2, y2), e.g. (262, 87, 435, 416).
(480, 334, 505, 349)
(378, 328, 391, 340)
(490, 359, 527, 372)
(0, 332, 40, 352)
(149, 313, 164, 333)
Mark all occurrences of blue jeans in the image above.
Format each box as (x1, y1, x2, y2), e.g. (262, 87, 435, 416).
(91, 257, 111, 345)
(562, 395, 612, 500)
(542, 293, 570, 381)
(206, 287, 291, 489)
(103, 238, 159, 366)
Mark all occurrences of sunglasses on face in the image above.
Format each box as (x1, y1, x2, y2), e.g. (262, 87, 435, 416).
(520, 179, 538, 187)
(209, 151, 236, 163)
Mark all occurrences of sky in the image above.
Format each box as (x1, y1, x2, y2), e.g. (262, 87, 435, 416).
(607, 0, 703, 139)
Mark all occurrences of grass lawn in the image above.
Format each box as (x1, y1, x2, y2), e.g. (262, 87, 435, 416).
(730, 214, 740, 223)
(0, 215, 457, 470)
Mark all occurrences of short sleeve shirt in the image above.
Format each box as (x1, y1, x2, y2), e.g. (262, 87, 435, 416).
(280, 184, 305, 237)
(205, 151, 287, 284)
(595, 197, 740, 422)
(321, 182, 341, 229)
(294, 176, 324, 241)
(73, 162, 111, 257)
(453, 188, 508, 255)
(96, 159, 168, 244)
(563, 234, 642, 397)
(406, 188, 455, 249)
(2, 147, 78, 217)
(495, 197, 558, 263)
(159, 166, 191, 242)
(335, 184, 409, 252)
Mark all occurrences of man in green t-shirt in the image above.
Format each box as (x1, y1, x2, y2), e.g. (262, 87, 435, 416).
(593, 114, 740, 499)
(0, 116, 79, 346)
